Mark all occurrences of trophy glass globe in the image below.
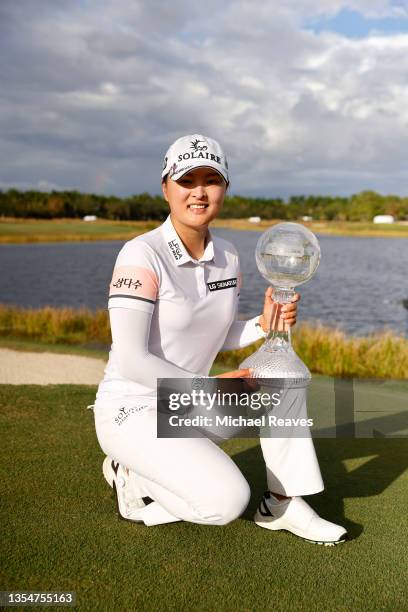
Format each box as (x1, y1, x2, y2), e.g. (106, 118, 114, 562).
(240, 222, 321, 387)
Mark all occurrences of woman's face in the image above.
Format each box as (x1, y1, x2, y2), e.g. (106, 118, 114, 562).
(162, 166, 227, 228)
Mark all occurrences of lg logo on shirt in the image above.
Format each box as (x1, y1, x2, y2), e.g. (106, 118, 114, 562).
(207, 278, 237, 291)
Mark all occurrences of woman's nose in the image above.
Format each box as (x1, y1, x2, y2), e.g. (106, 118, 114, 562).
(192, 185, 207, 199)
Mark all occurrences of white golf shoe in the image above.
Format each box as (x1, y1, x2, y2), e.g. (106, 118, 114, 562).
(102, 456, 153, 523)
(254, 491, 347, 546)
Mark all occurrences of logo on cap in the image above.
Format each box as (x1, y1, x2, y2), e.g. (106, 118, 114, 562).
(191, 139, 208, 152)
(168, 162, 179, 178)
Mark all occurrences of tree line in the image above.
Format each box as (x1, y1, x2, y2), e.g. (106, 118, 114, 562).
(1, 188, 408, 221)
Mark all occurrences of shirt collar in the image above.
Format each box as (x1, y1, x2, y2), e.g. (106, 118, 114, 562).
(162, 215, 216, 266)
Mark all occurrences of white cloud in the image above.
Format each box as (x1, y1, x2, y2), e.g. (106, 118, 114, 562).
(0, 0, 407, 197)
(283, 0, 408, 20)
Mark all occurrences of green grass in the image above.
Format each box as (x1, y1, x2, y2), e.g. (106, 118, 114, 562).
(1, 385, 407, 611)
(1, 217, 408, 243)
(0, 218, 157, 243)
(0, 336, 109, 360)
(213, 218, 408, 238)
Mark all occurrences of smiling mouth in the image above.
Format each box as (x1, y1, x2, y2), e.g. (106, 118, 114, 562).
(188, 204, 209, 209)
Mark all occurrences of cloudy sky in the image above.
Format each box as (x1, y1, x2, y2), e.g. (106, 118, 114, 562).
(1, 0, 408, 198)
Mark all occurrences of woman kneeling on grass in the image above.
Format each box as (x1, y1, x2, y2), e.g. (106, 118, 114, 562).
(91, 134, 347, 545)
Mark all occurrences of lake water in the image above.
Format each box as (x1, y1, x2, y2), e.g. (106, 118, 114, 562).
(2, 229, 407, 336)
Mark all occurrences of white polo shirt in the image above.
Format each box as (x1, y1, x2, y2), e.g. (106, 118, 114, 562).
(99, 215, 249, 397)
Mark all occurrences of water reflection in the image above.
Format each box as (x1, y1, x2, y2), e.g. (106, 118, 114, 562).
(2, 229, 407, 337)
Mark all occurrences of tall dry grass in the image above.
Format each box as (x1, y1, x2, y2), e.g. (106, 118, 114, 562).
(0, 305, 407, 379)
(218, 323, 408, 379)
(0, 305, 111, 346)
(292, 322, 408, 379)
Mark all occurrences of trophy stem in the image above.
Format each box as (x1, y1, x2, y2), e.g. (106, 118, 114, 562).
(264, 328, 291, 352)
(263, 286, 294, 351)
(271, 287, 295, 305)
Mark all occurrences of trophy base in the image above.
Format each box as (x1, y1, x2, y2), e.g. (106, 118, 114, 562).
(240, 337, 311, 389)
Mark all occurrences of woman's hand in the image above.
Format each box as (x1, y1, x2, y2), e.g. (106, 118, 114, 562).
(216, 368, 253, 378)
(259, 287, 300, 333)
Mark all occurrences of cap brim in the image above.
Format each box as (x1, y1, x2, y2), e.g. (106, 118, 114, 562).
(167, 161, 228, 184)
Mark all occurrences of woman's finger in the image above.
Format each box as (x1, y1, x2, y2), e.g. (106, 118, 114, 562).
(216, 368, 253, 379)
(265, 286, 274, 299)
(281, 302, 297, 313)
(264, 287, 274, 307)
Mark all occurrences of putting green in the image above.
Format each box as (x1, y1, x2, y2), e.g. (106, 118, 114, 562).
(1, 385, 407, 611)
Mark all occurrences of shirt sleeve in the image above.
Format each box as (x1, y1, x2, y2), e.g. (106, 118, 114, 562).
(220, 251, 267, 351)
(220, 316, 266, 351)
(110, 307, 197, 385)
(108, 240, 159, 313)
(110, 308, 217, 393)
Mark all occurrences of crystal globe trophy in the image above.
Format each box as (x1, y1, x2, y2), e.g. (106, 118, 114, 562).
(240, 222, 321, 388)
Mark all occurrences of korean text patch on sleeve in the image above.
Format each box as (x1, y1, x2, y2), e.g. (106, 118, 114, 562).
(108, 265, 159, 311)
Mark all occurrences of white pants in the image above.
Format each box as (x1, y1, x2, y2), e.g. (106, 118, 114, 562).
(93, 390, 324, 526)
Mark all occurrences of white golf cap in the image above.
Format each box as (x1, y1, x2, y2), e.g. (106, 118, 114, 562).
(162, 134, 229, 183)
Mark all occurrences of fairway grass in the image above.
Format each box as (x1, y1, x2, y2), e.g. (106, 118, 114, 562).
(0, 218, 157, 243)
(1, 217, 408, 242)
(0, 337, 109, 360)
(1, 385, 407, 611)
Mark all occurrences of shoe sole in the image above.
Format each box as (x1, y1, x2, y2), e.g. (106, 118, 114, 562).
(103, 457, 143, 523)
(102, 456, 114, 488)
(254, 510, 347, 546)
(112, 481, 144, 524)
(103, 457, 153, 523)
